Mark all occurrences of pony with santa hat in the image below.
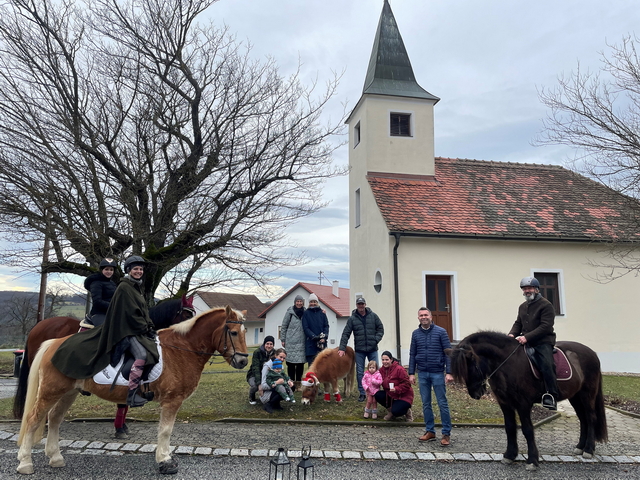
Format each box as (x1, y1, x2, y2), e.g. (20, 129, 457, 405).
(300, 347, 356, 404)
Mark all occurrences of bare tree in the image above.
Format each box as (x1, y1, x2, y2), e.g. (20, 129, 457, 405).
(4, 294, 37, 336)
(536, 35, 640, 280)
(0, 0, 345, 301)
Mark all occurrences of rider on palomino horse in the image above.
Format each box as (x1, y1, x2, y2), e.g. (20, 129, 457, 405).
(51, 255, 160, 408)
(80, 257, 118, 329)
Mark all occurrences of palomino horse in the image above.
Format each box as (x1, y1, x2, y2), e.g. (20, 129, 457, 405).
(450, 331, 607, 470)
(16, 305, 248, 475)
(13, 295, 195, 420)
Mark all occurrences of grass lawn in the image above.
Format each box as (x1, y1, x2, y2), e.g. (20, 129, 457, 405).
(1, 350, 637, 423)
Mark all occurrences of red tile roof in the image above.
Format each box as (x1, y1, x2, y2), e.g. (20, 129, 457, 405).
(259, 282, 352, 318)
(195, 291, 267, 323)
(367, 158, 640, 241)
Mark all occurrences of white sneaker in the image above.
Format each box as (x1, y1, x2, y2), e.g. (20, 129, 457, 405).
(291, 399, 296, 403)
(285, 397, 291, 401)
(249, 400, 257, 405)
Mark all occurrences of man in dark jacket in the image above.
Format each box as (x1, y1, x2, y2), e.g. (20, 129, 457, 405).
(338, 297, 384, 402)
(509, 276, 559, 410)
(409, 307, 453, 446)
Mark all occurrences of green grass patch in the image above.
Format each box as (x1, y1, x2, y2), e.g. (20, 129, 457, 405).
(602, 375, 640, 403)
(2, 356, 635, 424)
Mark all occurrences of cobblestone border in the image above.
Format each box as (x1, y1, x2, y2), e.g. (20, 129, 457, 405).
(2, 430, 639, 464)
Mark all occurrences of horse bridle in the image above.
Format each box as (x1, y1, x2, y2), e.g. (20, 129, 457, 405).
(163, 317, 249, 363)
(462, 343, 520, 390)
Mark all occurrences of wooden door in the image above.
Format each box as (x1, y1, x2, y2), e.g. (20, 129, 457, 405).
(425, 275, 453, 339)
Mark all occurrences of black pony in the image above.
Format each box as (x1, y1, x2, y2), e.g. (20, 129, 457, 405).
(450, 331, 607, 470)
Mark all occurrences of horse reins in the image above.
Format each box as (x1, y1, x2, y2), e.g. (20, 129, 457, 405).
(163, 318, 249, 364)
(486, 344, 521, 381)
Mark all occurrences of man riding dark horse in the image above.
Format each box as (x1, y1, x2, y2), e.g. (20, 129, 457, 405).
(51, 255, 160, 408)
(508, 276, 560, 410)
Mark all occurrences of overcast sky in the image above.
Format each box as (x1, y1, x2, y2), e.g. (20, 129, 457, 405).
(2, 0, 639, 298)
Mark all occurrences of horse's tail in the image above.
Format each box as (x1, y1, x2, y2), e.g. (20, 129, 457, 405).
(12, 341, 30, 419)
(594, 372, 608, 443)
(17, 339, 54, 446)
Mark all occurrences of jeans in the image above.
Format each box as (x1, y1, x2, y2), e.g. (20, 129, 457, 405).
(418, 371, 451, 435)
(355, 351, 379, 396)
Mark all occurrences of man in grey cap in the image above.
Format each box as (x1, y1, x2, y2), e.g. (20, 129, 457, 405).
(338, 297, 384, 402)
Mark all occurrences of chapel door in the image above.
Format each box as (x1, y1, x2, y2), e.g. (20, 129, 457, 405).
(425, 275, 453, 340)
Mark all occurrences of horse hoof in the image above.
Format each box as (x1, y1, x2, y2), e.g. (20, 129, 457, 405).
(17, 462, 34, 475)
(583, 452, 593, 459)
(501, 457, 514, 465)
(158, 456, 178, 475)
(525, 463, 538, 471)
(49, 455, 65, 468)
(573, 448, 583, 455)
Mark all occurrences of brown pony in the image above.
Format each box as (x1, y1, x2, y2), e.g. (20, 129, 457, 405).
(450, 331, 607, 471)
(301, 347, 356, 404)
(16, 305, 248, 476)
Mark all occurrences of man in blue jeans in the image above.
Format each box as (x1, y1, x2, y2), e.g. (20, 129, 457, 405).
(338, 297, 384, 402)
(408, 307, 453, 446)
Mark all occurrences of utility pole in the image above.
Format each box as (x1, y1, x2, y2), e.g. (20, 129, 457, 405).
(318, 270, 324, 285)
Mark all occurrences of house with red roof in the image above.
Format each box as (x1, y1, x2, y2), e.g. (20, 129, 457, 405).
(347, 1, 639, 372)
(259, 282, 352, 350)
(193, 291, 268, 346)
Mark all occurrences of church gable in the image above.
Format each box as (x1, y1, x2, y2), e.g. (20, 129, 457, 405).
(368, 157, 640, 241)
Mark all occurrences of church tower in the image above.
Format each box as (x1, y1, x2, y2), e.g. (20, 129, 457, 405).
(347, 0, 438, 351)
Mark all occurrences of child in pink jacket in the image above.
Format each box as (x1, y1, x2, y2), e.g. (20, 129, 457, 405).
(361, 360, 383, 419)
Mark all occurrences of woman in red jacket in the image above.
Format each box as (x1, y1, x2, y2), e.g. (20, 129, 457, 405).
(374, 350, 414, 421)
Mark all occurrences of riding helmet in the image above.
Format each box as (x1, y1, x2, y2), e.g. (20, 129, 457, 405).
(99, 257, 118, 271)
(124, 255, 147, 273)
(519, 276, 540, 289)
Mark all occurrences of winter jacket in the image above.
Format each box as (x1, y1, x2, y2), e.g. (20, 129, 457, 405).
(379, 360, 413, 404)
(408, 323, 452, 375)
(280, 305, 306, 363)
(509, 294, 556, 346)
(84, 272, 117, 316)
(301, 306, 329, 357)
(339, 307, 384, 353)
(247, 344, 272, 382)
(361, 370, 383, 396)
(51, 276, 159, 379)
(266, 368, 291, 388)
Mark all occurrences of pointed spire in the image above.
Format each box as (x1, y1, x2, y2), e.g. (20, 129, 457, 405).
(363, 0, 439, 102)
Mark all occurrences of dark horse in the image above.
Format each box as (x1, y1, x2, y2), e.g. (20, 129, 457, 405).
(450, 331, 607, 471)
(13, 295, 195, 420)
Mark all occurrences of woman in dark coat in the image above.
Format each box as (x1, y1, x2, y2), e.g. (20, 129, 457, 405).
(301, 294, 329, 366)
(247, 336, 275, 404)
(51, 255, 159, 408)
(81, 257, 118, 328)
(375, 351, 414, 421)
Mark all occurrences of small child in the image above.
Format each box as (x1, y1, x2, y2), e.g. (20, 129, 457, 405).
(266, 359, 296, 402)
(361, 360, 383, 419)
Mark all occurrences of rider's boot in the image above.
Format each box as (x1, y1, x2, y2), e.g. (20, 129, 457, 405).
(126, 359, 148, 408)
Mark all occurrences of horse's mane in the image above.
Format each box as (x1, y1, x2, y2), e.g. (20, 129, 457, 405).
(168, 306, 244, 336)
(461, 330, 516, 348)
(450, 331, 517, 382)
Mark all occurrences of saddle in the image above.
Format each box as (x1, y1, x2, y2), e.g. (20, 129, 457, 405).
(524, 345, 572, 381)
(92, 338, 164, 387)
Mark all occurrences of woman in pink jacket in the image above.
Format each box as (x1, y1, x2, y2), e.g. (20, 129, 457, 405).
(374, 351, 414, 421)
(361, 360, 383, 419)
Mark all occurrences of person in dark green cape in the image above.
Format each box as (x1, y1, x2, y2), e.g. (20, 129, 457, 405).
(51, 255, 159, 407)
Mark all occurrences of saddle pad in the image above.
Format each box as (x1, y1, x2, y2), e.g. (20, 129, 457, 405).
(93, 338, 163, 386)
(529, 346, 572, 381)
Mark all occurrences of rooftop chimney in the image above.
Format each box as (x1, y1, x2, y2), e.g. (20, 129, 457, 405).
(332, 280, 339, 298)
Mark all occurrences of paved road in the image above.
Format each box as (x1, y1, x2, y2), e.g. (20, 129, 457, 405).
(1, 400, 639, 478)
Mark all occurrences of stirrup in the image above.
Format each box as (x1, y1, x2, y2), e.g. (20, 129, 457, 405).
(126, 388, 148, 408)
(541, 393, 557, 411)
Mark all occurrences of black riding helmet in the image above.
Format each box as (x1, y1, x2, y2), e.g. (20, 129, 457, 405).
(99, 257, 118, 271)
(123, 255, 146, 274)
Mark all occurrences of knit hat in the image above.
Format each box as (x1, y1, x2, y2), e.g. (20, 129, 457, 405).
(308, 293, 318, 303)
(263, 335, 275, 346)
(294, 294, 304, 302)
(272, 359, 283, 369)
